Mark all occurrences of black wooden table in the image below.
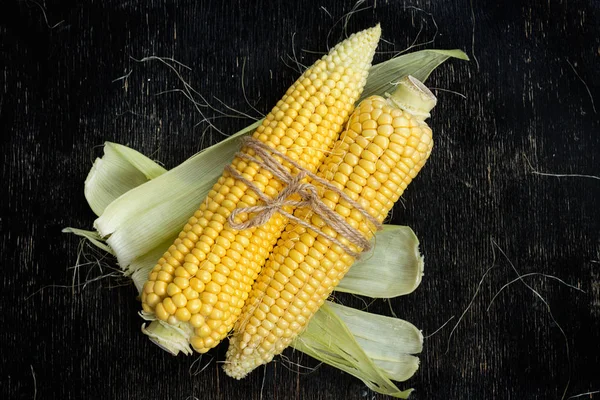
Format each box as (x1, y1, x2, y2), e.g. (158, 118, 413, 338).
(2, 1, 599, 399)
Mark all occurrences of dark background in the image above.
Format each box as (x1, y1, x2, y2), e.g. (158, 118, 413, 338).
(2, 0, 599, 399)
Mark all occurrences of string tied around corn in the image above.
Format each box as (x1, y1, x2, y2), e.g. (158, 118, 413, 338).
(225, 137, 382, 258)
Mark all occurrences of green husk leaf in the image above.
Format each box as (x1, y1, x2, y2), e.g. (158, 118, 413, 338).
(61, 227, 115, 255)
(335, 225, 424, 298)
(326, 302, 423, 382)
(85, 142, 167, 216)
(291, 302, 415, 398)
(140, 313, 194, 356)
(360, 49, 469, 102)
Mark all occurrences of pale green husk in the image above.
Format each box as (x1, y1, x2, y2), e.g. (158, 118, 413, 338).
(291, 302, 418, 398)
(336, 225, 424, 298)
(62, 227, 114, 255)
(140, 312, 195, 356)
(64, 48, 467, 397)
(324, 302, 423, 382)
(85, 142, 167, 216)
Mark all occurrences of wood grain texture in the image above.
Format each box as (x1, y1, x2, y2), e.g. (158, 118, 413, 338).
(1, 0, 599, 399)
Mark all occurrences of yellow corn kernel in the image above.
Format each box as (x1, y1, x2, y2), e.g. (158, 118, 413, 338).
(175, 307, 191, 322)
(224, 75, 436, 379)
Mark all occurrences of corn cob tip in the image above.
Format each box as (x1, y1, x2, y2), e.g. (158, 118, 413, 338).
(328, 24, 381, 74)
(223, 336, 264, 379)
(387, 75, 437, 119)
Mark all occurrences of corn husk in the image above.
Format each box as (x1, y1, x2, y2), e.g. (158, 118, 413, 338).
(85, 142, 167, 216)
(324, 302, 423, 382)
(337, 225, 424, 298)
(62, 227, 115, 255)
(65, 48, 467, 397)
(140, 313, 195, 356)
(291, 302, 421, 398)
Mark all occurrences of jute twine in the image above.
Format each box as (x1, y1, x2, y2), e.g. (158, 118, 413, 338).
(225, 137, 382, 258)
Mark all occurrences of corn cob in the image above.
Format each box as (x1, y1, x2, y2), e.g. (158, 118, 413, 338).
(140, 25, 381, 353)
(224, 75, 437, 377)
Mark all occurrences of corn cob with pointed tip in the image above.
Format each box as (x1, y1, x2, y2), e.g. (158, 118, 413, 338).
(223, 75, 437, 378)
(140, 25, 382, 353)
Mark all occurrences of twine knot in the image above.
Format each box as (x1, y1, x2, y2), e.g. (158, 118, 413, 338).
(225, 137, 382, 258)
(227, 171, 309, 230)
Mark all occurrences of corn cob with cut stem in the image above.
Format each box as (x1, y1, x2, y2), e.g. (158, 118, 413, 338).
(140, 25, 381, 353)
(224, 75, 437, 378)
